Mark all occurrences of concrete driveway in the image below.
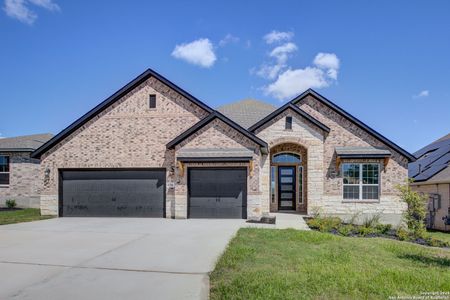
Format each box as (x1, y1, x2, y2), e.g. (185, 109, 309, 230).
(0, 218, 245, 300)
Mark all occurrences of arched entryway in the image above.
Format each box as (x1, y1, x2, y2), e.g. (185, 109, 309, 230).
(270, 143, 307, 213)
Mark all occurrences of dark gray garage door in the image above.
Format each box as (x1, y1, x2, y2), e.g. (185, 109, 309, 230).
(188, 168, 247, 219)
(60, 169, 165, 217)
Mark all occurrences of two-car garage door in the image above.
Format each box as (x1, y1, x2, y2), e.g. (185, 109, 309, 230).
(60, 168, 247, 219)
(60, 169, 165, 217)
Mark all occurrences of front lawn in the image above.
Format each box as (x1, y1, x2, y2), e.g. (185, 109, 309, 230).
(0, 208, 54, 225)
(210, 228, 450, 300)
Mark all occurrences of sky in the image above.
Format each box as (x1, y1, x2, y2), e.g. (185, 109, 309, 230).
(1, 0, 449, 153)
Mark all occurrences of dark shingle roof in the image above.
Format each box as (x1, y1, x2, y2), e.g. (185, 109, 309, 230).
(217, 99, 276, 129)
(0, 133, 54, 152)
(409, 133, 450, 183)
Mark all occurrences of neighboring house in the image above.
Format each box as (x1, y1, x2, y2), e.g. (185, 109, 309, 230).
(31, 68, 415, 224)
(0, 133, 53, 208)
(409, 133, 450, 231)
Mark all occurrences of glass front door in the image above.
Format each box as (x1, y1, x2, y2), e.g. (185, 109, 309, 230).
(277, 166, 296, 210)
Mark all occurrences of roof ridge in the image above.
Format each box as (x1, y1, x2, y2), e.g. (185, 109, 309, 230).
(291, 89, 416, 162)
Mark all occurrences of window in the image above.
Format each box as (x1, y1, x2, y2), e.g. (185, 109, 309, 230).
(285, 116, 292, 130)
(271, 166, 276, 203)
(0, 156, 10, 185)
(343, 163, 379, 200)
(298, 165, 303, 204)
(272, 153, 301, 164)
(149, 94, 156, 109)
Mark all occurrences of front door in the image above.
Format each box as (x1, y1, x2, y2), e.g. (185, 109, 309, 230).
(277, 166, 296, 210)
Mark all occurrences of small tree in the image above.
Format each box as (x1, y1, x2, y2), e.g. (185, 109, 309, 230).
(5, 199, 17, 209)
(396, 180, 427, 238)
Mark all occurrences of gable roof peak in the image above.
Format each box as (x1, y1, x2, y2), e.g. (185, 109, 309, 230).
(289, 89, 416, 162)
(32, 68, 213, 159)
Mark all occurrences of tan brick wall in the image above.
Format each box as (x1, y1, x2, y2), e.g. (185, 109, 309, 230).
(39, 77, 209, 216)
(175, 118, 262, 219)
(412, 183, 450, 231)
(0, 152, 41, 208)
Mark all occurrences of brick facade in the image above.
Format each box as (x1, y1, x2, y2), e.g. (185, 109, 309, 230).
(36, 72, 411, 224)
(174, 118, 262, 219)
(0, 152, 41, 208)
(39, 77, 209, 216)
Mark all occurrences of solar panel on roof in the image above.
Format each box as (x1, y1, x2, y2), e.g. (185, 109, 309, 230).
(409, 137, 450, 182)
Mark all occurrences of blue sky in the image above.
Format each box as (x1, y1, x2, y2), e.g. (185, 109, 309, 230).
(1, 0, 449, 152)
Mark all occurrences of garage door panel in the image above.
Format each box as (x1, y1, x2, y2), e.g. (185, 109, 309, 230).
(188, 168, 247, 219)
(61, 170, 165, 217)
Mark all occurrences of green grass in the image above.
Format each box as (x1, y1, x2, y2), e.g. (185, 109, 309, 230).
(210, 228, 450, 300)
(0, 208, 54, 225)
(428, 230, 450, 243)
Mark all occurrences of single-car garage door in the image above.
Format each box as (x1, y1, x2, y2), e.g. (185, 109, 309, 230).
(60, 169, 165, 217)
(188, 168, 247, 219)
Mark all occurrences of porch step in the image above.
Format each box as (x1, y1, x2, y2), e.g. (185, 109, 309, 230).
(246, 213, 310, 230)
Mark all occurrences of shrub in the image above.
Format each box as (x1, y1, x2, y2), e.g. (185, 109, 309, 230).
(357, 226, 379, 237)
(306, 216, 342, 232)
(5, 199, 16, 209)
(362, 212, 382, 228)
(396, 181, 427, 239)
(337, 224, 356, 236)
(375, 224, 392, 234)
(396, 227, 411, 241)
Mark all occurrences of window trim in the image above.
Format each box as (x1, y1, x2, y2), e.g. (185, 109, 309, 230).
(342, 163, 380, 201)
(0, 155, 10, 187)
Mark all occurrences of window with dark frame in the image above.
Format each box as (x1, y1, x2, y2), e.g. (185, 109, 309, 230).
(285, 116, 292, 130)
(0, 156, 10, 185)
(149, 94, 156, 109)
(342, 163, 379, 200)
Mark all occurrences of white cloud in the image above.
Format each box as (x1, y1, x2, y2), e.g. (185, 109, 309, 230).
(3, 0, 59, 24)
(264, 67, 330, 100)
(257, 42, 298, 79)
(270, 42, 298, 61)
(413, 90, 430, 98)
(313, 53, 340, 70)
(219, 34, 239, 47)
(263, 30, 294, 44)
(254, 31, 340, 101)
(171, 38, 217, 68)
(313, 52, 340, 80)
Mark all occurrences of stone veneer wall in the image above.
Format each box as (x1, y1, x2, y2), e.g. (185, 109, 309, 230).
(174, 118, 263, 219)
(0, 152, 41, 208)
(39, 77, 209, 216)
(297, 95, 408, 224)
(255, 108, 326, 216)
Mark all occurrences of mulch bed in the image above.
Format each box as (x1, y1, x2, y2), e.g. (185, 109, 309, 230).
(0, 208, 23, 211)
